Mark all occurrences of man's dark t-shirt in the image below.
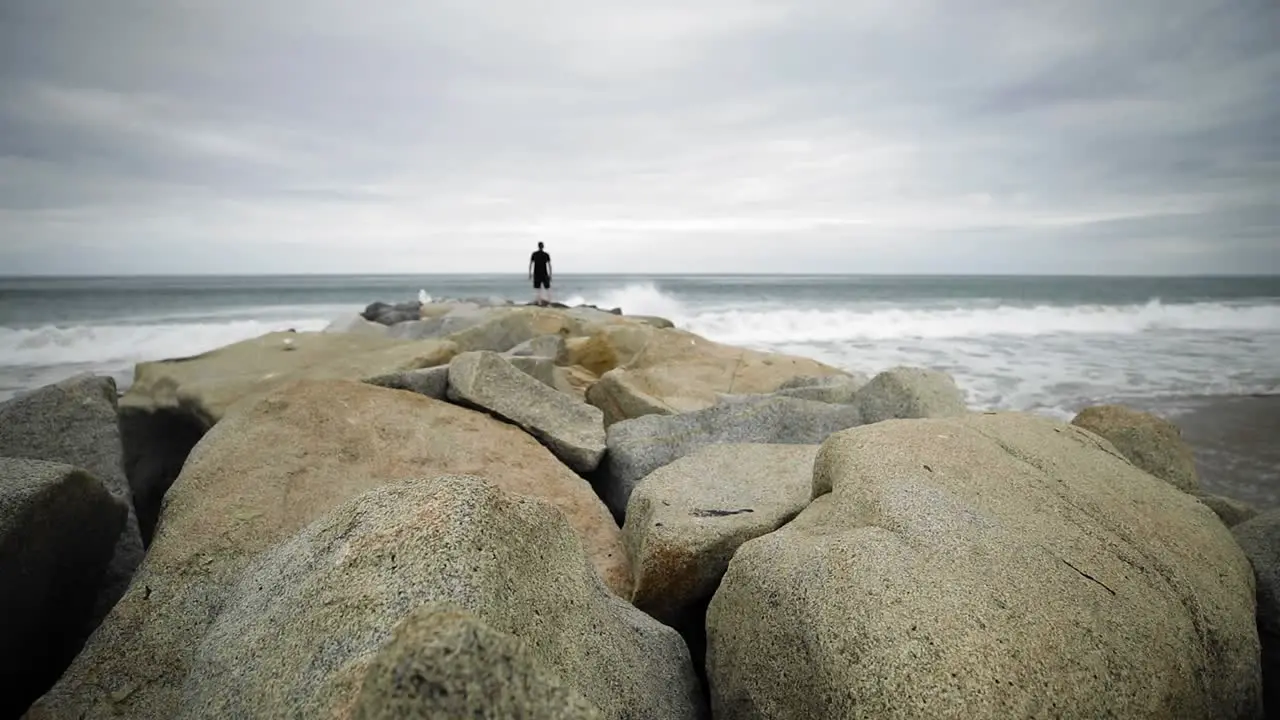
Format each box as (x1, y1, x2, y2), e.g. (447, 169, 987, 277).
(531, 250, 551, 287)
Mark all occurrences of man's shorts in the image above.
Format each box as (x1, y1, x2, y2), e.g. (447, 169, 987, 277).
(533, 273, 551, 289)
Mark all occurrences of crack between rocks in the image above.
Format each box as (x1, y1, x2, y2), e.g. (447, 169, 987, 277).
(1061, 558, 1116, 596)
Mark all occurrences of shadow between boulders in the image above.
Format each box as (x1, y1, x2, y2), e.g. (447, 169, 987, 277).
(120, 406, 208, 545)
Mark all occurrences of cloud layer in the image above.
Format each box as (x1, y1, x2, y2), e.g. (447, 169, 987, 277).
(2, 0, 1277, 274)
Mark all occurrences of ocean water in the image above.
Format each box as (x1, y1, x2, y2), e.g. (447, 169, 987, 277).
(1, 274, 1278, 421)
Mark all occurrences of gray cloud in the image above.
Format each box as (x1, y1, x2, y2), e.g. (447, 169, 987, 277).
(1, 0, 1277, 275)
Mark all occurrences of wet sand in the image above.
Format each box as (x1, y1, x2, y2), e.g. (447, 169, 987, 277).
(1149, 394, 1280, 510)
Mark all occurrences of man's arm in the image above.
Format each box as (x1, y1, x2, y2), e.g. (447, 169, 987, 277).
(547, 257, 552, 280)
(529, 255, 534, 278)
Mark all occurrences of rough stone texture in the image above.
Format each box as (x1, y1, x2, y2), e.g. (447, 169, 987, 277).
(352, 603, 607, 720)
(1231, 510, 1280, 716)
(364, 365, 450, 400)
(563, 326, 655, 377)
(853, 366, 969, 425)
(774, 373, 869, 404)
(585, 328, 847, 426)
(1199, 494, 1259, 527)
(508, 355, 558, 388)
(1071, 404, 1200, 493)
(121, 331, 458, 426)
(623, 444, 818, 626)
(602, 396, 862, 518)
(444, 308, 595, 354)
(448, 352, 606, 474)
(708, 412, 1262, 720)
(508, 334, 568, 359)
(0, 458, 127, 720)
(0, 373, 143, 623)
(174, 477, 701, 720)
(27, 380, 632, 720)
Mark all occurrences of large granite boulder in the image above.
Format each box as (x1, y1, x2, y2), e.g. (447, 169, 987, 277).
(361, 300, 422, 326)
(623, 444, 817, 627)
(0, 373, 143, 622)
(707, 413, 1262, 719)
(1231, 510, 1280, 716)
(601, 396, 862, 518)
(323, 314, 391, 337)
(28, 380, 633, 720)
(352, 603, 607, 719)
(507, 334, 567, 359)
(448, 352, 606, 474)
(1, 458, 127, 720)
(564, 325, 656, 377)
(853, 366, 968, 424)
(585, 328, 848, 426)
(119, 333, 457, 538)
(174, 476, 703, 719)
(444, 307, 595, 354)
(1071, 404, 1200, 493)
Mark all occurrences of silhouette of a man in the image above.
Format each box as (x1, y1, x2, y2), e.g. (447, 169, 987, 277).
(529, 242, 552, 305)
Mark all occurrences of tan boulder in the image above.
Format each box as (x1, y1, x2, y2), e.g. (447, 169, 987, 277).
(586, 328, 848, 425)
(121, 331, 458, 426)
(623, 444, 817, 626)
(1071, 404, 1200, 493)
(707, 412, 1261, 719)
(28, 379, 631, 720)
(176, 477, 701, 719)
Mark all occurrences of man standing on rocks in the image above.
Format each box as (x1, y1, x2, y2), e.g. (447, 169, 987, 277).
(529, 242, 553, 306)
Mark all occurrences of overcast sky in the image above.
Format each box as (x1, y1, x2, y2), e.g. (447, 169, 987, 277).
(1, 0, 1277, 275)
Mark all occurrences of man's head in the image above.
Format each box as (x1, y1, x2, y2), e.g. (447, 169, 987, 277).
(537, 242, 544, 250)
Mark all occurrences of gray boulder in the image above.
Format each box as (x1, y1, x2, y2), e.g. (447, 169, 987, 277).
(854, 366, 968, 424)
(0, 457, 128, 720)
(623, 444, 818, 627)
(352, 603, 607, 719)
(180, 476, 705, 719)
(1199, 494, 1258, 527)
(602, 396, 861, 518)
(365, 365, 450, 400)
(1232, 510, 1280, 715)
(0, 373, 143, 623)
(775, 373, 869, 404)
(507, 334, 567, 359)
(448, 352, 606, 474)
(707, 413, 1261, 719)
(362, 301, 422, 326)
(507, 355, 558, 388)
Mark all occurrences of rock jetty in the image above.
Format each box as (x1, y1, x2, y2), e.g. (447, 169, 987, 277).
(0, 295, 1270, 719)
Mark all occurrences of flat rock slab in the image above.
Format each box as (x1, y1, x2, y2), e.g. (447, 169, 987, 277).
(449, 351, 606, 474)
(0, 373, 143, 624)
(707, 412, 1261, 719)
(178, 476, 703, 719)
(603, 396, 862, 518)
(623, 444, 818, 626)
(27, 380, 632, 720)
(0, 458, 127, 720)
